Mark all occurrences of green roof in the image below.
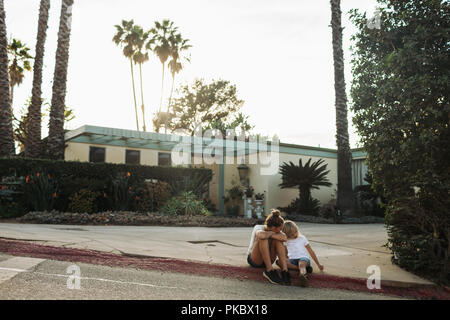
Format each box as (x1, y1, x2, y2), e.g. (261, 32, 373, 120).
(65, 125, 367, 159)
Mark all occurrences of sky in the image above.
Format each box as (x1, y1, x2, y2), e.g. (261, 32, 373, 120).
(5, 0, 379, 149)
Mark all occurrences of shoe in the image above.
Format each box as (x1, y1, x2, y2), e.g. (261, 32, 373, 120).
(281, 270, 291, 286)
(263, 270, 283, 285)
(306, 266, 313, 274)
(299, 274, 309, 287)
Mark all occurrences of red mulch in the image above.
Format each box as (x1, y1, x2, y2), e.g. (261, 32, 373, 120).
(0, 238, 448, 300)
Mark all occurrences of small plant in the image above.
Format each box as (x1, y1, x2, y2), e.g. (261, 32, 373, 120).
(160, 191, 210, 216)
(22, 172, 58, 212)
(255, 192, 265, 200)
(245, 186, 254, 198)
(224, 185, 243, 216)
(106, 172, 134, 211)
(68, 189, 100, 214)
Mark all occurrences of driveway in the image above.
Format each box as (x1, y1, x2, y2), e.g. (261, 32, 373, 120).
(0, 222, 433, 286)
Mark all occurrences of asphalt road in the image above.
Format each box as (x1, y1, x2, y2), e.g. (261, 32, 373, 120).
(0, 253, 401, 300)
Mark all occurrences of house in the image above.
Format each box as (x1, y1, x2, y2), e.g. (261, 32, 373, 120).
(65, 125, 368, 216)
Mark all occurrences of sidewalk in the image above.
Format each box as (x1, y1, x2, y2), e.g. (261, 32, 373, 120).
(0, 222, 434, 287)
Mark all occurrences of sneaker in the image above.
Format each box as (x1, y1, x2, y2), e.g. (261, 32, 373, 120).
(306, 266, 313, 274)
(281, 270, 291, 286)
(263, 270, 283, 285)
(298, 273, 309, 287)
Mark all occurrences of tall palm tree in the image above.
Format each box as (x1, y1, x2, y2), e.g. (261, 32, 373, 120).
(150, 19, 177, 132)
(47, 0, 74, 160)
(164, 33, 191, 133)
(25, 0, 50, 159)
(0, 0, 14, 157)
(132, 25, 150, 132)
(113, 19, 140, 131)
(279, 158, 333, 214)
(7, 39, 33, 107)
(330, 0, 354, 215)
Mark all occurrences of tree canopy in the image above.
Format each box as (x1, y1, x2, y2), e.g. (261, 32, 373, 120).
(167, 78, 252, 136)
(350, 0, 449, 284)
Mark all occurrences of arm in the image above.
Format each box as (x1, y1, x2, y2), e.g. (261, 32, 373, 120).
(256, 230, 287, 242)
(306, 244, 324, 271)
(255, 230, 273, 240)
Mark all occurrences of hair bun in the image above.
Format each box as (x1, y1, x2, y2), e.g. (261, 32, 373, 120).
(271, 209, 280, 217)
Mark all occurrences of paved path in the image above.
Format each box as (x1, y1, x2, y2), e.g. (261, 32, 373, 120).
(0, 222, 433, 286)
(0, 253, 402, 300)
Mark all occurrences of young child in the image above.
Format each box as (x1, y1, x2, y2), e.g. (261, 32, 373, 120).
(281, 220, 324, 287)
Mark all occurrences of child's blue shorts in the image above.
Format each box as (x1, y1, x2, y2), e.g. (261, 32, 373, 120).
(289, 257, 311, 267)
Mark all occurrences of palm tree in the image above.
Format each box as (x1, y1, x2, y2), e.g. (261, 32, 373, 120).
(132, 25, 151, 132)
(113, 20, 141, 131)
(7, 39, 33, 107)
(150, 19, 177, 132)
(279, 158, 332, 215)
(0, 0, 14, 157)
(25, 0, 50, 159)
(164, 33, 191, 133)
(47, 0, 74, 160)
(330, 0, 354, 215)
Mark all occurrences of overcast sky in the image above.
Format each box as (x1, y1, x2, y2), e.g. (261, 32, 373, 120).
(5, 0, 378, 149)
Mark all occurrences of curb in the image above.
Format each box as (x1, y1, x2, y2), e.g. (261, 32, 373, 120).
(0, 238, 448, 300)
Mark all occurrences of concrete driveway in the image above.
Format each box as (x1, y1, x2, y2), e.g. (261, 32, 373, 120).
(0, 222, 433, 286)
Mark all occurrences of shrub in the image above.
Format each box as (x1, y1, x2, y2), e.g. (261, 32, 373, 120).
(0, 176, 26, 218)
(22, 172, 58, 212)
(134, 180, 171, 213)
(68, 189, 100, 214)
(160, 191, 210, 216)
(279, 196, 320, 217)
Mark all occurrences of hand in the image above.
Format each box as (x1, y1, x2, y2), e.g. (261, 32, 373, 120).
(318, 264, 324, 271)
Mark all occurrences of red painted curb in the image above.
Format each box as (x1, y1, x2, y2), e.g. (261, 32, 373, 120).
(0, 239, 448, 300)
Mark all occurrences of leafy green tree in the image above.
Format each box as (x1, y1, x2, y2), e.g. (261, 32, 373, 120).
(0, 0, 14, 157)
(113, 19, 140, 131)
(279, 158, 332, 216)
(350, 0, 449, 284)
(166, 78, 247, 135)
(26, 0, 51, 159)
(47, 0, 74, 160)
(330, 0, 354, 216)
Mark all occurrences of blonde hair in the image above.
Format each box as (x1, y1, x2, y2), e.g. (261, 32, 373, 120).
(282, 220, 299, 238)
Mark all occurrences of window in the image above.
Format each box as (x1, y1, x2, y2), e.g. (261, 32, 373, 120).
(126, 150, 140, 165)
(89, 146, 105, 163)
(158, 152, 171, 166)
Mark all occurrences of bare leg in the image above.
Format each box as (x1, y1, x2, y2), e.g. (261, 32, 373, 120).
(299, 261, 308, 275)
(273, 240, 288, 271)
(250, 238, 273, 271)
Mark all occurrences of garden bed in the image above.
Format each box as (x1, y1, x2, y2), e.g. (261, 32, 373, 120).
(286, 214, 385, 224)
(13, 211, 265, 227)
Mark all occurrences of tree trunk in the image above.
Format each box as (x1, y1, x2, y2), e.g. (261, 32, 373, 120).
(164, 74, 175, 134)
(130, 59, 139, 131)
(47, 0, 74, 160)
(330, 0, 354, 216)
(0, 0, 15, 157)
(158, 62, 165, 115)
(26, 0, 50, 159)
(139, 63, 146, 132)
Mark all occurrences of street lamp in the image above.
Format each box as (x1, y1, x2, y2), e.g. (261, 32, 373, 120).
(237, 163, 249, 187)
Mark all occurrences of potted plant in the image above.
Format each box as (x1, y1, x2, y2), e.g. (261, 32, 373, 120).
(255, 192, 264, 201)
(254, 192, 265, 218)
(245, 186, 254, 198)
